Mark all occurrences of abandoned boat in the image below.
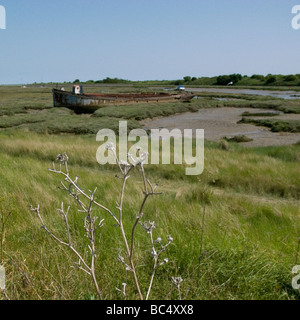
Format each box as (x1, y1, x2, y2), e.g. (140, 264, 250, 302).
(53, 86, 195, 113)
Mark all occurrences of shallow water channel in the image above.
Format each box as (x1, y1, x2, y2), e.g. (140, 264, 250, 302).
(185, 87, 300, 100)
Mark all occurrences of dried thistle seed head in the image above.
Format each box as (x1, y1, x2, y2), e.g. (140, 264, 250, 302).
(56, 152, 68, 163)
(160, 258, 169, 266)
(136, 152, 149, 166)
(118, 255, 125, 264)
(155, 237, 162, 244)
(172, 276, 183, 287)
(149, 221, 156, 229)
(127, 153, 143, 167)
(106, 142, 116, 152)
(117, 255, 131, 271)
(56, 154, 63, 161)
(168, 235, 174, 243)
(146, 221, 156, 233)
(119, 160, 131, 167)
(139, 151, 148, 162)
(140, 220, 156, 234)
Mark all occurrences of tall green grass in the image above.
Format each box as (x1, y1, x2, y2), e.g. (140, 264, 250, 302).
(0, 131, 299, 300)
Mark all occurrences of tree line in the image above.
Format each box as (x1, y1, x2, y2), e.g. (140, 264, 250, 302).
(36, 74, 300, 87)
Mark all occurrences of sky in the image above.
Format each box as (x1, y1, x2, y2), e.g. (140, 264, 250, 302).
(0, 0, 299, 84)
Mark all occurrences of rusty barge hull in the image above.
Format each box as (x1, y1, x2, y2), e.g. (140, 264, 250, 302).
(53, 89, 195, 113)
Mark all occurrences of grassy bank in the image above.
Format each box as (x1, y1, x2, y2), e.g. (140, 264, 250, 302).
(0, 131, 299, 300)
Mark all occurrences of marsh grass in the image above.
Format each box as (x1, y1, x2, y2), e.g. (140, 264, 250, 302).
(1, 85, 300, 300)
(1, 86, 300, 135)
(239, 118, 300, 133)
(93, 101, 199, 120)
(0, 131, 299, 300)
(242, 111, 281, 117)
(223, 135, 254, 143)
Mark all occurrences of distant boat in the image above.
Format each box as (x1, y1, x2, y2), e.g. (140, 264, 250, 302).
(53, 86, 195, 113)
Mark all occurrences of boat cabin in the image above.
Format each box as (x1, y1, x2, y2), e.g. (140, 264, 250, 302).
(73, 85, 83, 95)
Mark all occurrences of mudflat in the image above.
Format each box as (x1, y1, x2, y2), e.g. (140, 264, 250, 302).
(141, 107, 300, 147)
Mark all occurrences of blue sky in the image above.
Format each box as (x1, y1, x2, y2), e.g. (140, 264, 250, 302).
(0, 0, 299, 84)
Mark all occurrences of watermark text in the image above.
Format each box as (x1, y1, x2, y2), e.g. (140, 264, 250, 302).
(292, 5, 300, 30)
(0, 5, 6, 30)
(96, 121, 204, 176)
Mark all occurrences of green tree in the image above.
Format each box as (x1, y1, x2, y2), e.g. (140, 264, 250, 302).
(216, 74, 242, 85)
(251, 74, 265, 81)
(284, 75, 296, 82)
(265, 75, 277, 85)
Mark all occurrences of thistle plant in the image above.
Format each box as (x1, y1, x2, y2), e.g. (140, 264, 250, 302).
(31, 145, 176, 300)
(140, 221, 173, 300)
(172, 276, 183, 300)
